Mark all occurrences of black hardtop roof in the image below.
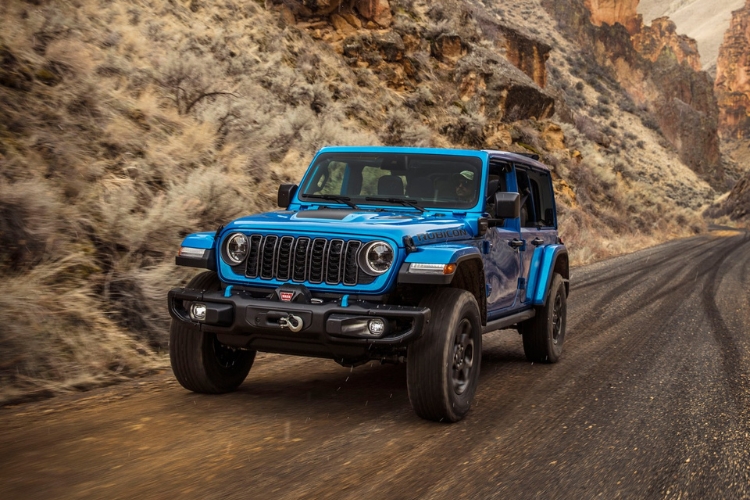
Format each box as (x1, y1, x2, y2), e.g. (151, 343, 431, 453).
(482, 150, 550, 172)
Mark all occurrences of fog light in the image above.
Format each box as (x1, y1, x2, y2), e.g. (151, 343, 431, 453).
(190, 303, 207, 321)
(368, 318, 385, 335)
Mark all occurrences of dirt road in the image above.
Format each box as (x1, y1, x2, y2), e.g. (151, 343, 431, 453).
(1, 230, 749, 499)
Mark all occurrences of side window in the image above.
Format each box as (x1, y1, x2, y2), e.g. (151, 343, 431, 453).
(515, 167, 535, 228)
(527, 169, 556, 228)
(515, 166, 555, 228)
(485, 160, 509, 214)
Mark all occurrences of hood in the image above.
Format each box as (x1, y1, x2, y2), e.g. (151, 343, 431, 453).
(223, 208, 477, 247)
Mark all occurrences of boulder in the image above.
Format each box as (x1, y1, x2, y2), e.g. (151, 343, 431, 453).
(354, 0, 392, 28)
(431, 33, 463, 62)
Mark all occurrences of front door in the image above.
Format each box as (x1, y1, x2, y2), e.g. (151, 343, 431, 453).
(483, 226, 522, 316)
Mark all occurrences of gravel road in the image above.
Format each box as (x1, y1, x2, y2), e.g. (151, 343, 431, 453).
(1, 230, 748, 499)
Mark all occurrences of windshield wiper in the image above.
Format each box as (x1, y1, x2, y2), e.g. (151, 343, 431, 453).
(303, 194, 359, 209)
(364, 197, 426, 213)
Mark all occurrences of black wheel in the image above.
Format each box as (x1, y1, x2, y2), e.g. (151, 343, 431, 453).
(520, 273, 567, 363)
(407, 288, 482, 422)
(169, 271, 255, 393)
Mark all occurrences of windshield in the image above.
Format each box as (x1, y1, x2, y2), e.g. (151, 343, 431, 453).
(298, 153, 483, 210)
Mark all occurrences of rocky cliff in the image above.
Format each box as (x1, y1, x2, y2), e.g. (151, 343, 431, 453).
(542, 0, 724, 188)
(584, 0, 641, 34)
(632, 17, 702, 72)
(715, 0, 750, 140)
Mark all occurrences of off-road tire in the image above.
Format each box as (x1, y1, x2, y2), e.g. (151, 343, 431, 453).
(170, 271, 255, 393)
(520, 273, 567, 363)
(407, 288, 482, 422)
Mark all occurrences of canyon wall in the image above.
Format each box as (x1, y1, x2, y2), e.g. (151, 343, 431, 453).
(715, 0, 750, 140)
(542, 0, 724, 188)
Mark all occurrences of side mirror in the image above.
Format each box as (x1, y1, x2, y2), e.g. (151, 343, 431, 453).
(277, 184, 298, 208)
(493, 192, 520, 219)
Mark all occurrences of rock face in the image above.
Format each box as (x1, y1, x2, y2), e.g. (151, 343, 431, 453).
(542, 0, 724, 188)
(499, 26, 552, 88)
(584, 0, 641, 34)
(715, 0, 750, 139)
(267, 0, 392, 27)
(706, 170, 750, 221)
(632, 17, 702, 72)
(354, 0, 392, 27)
(267, 0, 556, 137)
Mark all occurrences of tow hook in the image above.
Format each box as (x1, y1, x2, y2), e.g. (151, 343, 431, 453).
(279, 314, 304, 333)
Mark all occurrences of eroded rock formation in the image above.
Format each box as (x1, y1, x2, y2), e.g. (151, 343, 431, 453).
(715, 0, 750, 139)
(632, 17, 702, 72)
(584, 0, 641, 34)
(499, 26, 552, 88)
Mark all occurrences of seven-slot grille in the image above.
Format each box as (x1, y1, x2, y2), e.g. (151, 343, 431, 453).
(244, 235, 373, 285)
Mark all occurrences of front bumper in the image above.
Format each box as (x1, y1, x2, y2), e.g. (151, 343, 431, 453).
(168, 287, 430, 361)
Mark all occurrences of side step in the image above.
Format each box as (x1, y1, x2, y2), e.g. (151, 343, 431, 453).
(482, 309, 535, 334)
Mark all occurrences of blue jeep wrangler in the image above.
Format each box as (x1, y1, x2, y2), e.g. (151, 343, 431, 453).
(168, 147, 569, 422)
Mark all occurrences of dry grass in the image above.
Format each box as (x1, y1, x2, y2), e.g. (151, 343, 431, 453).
(0, 0, 721, 403)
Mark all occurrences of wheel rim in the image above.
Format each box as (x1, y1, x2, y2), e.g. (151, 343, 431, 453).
(551, 291, 563, 345)
(452, 318, 475, 395)
(213, 336, 242, 370)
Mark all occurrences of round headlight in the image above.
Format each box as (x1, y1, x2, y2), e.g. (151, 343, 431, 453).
(359, 241, 394, 275)
(224, 233, 249, 265)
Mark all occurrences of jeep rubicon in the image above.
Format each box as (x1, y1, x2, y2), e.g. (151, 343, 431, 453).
(168, 146, 569, 422)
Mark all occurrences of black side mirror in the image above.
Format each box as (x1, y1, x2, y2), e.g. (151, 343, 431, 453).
(493, 192, 520, 219)
(278, 184, 298, 208)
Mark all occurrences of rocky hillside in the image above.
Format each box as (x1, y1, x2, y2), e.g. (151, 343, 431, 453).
(0, 0, 719, 401)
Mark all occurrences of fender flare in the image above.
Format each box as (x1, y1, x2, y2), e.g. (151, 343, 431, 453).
(397, 245, 482, 285)
(175, 232, 217, 271)
(526, 245, 568, 306)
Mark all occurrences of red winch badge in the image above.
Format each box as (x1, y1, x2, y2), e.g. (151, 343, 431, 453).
(280, 291, 294, 302)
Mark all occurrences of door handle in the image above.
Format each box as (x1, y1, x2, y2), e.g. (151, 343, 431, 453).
(509, 238, 524, 249)
(531, 237, 544, 246)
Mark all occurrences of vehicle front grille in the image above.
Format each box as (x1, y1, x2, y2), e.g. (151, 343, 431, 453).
(244, 235, 374, 286)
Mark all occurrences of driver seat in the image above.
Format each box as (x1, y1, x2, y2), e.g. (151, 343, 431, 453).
(378, 175, 404, 196)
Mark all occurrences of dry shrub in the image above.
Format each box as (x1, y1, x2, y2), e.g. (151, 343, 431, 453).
(0, 255, 161, 404)
(45, 39, 95, 76)
(0, 181, 68, 270)
(380, 108, 434, 146)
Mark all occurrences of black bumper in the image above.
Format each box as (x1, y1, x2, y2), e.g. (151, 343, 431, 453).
(168, 287, 430, 360)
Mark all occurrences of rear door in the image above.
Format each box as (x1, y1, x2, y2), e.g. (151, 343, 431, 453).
(516, 164, 557, 304)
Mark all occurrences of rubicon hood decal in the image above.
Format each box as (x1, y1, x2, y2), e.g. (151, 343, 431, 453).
(414, 228, 470, 244)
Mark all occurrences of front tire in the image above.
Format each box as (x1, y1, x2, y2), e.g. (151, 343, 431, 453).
(520, 273, 567, 363)
(169, 271, 255, 393)
(407, 288, 482, 422)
